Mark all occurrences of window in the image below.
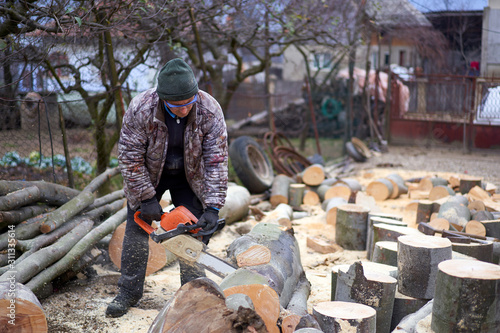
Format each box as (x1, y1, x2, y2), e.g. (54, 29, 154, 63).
(384, 53, 390, 66)
(399, 50, 406, 67)
(311, 53, 333, 70)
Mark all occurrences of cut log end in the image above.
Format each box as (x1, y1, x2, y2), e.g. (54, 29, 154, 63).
(236, 245, 272, 267)
(438, 259, 500, 279)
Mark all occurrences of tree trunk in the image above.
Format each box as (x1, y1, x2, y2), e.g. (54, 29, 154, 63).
(397, 234, 452, 299)
(335, 261, 397, 333)
(0, 281, 48, 332)
(313, 301, 376, 333)
(431, 259, 500, 332)
(335, 204, 370, 250)
(26, 207, 127, 295)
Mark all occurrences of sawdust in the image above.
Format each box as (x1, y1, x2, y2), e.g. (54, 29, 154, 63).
(40, 145, 500, 332)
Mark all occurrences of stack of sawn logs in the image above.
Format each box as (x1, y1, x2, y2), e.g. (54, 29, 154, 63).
(263, 164, 500, 332)
(0, 167, 127, 332)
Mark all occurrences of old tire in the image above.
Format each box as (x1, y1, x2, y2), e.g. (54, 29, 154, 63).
(229, 136, 274, 194)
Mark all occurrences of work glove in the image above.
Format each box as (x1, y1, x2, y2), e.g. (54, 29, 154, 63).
(139, 197, 163, 223)
(197, 207, 219, 232)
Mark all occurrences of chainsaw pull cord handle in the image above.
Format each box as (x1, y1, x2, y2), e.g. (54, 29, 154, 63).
(133, 211, 156, 235)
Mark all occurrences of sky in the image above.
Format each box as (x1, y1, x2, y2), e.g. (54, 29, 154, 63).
(409, 0, 489, 12)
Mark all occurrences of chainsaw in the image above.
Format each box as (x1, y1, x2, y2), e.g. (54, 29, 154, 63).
(134, 206, 236, 278)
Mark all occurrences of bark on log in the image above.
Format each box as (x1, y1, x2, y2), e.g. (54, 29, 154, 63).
(431, 259, 500, 332)
(0, 180, 79, 206)
(26, 207, 127, 295)
(451, 240, 493, 263)
(83, 189, 125, 212)
(437, 201, 471, 228)
(392, 299, 433, 333)
(416, 200, 434, 223)
(482, 219, 500, 238)
(288, 184, 306, 209)
(390, 290, 430, 332)
(219, 185, 251, 224)
(0, 214, 50, 250)
(335, 204, 370, 250)
(270, 175, 294, 207)
(366, 178, 393, 201)
(459, 176, 482, 194)
(0, 281, 47, 332)
(372, 241, 398, 266)
(149, 278, 267, 333)
(0, 220, 94, 284)
(226, 223, 309, 310)
(397, 235, 452, 299)
(428, 185, 455, 201)
(367, 217, 407, 260)
(418, 176, 448, 191)
(471, 210, 494, 222)
(385, 173, 408, 199)
(324, 198, 348, 227)
(372, 224, 422, 255)
(0, 186, 41, 211)
(299, 164, 325, 186)
(39, 167, 120, 233)
(0, 204, 52, 230)
(313, 301, 376, 333)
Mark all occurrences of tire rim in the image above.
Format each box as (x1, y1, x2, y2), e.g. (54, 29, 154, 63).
(246, 145, 271, 180)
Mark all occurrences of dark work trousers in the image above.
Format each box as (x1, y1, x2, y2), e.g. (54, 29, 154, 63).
(117, 172, 208, 300)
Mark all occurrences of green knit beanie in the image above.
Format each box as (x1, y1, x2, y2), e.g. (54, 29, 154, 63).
(156, 58, 199, 101)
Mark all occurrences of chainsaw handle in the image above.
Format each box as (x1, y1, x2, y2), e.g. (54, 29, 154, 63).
(134, 211, 156, 235)
(196, 219, 225, 236)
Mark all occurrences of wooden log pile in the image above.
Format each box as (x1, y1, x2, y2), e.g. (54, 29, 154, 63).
(0, 168, 128, 331)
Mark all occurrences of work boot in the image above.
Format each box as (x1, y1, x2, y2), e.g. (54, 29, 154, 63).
(105, 292, 140, 318)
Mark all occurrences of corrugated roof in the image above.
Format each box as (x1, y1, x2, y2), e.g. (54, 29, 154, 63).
(368, 0, 432, 27)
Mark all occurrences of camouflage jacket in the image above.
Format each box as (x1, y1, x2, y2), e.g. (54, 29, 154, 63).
(118, 88, 228, 211)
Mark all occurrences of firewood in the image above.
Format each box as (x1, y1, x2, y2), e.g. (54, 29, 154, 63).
(367, 217, 407, 259)
(288, 183, 306, 209)
(372, 224, 422, 257)
(464, 220, 486, 236)
(397, 235, 452, 299)
(366, 178, 393, 201)
(428, 185, 455, 201)
(306, 236, 341, 254)
(385, 173, 408, 199)
(392, 299, 433, 333)
(416, 200, 434, 223)
(428, 217, 451, 231)
(0, 213, 50, 250)
(437, 200, 471, 228)
(471, 209, 494, 222)
(270, 174, 294, 207)
(299, 164, 325, 186)
(407, 189, 429, 200)
(482, 219, 500, 238)
(0, 186, 41, 211)
(335, 204, 370, 250)
(369, 212, 403, 221)
(468, 185, 500, 211)
(371, 241, 398, 266)
(0, 180, 80, 206)
(0, 204, 53, 231)
(324, 184, 352, 201)
(390, 290, 430, 332)
(468, 200, 486, 211)
(26, 207, 127, 296)
(451, 240, 493, 262)
(83, 189, 125, 212)
(418, 176, 448, 191)
(432, 259, 500, 332)
(335, 261, 397, 333)
(332, 178, 362, 193)
(302, 190, 320, 206)
(236, 245, 271, 267)
(263, 203, 293, 228)
(281, 314, 301, 333)
(0, 281, 47, 332)
(459, 176, 482, 194)
(324, 197, 347, 226)
(313, 301, 376, 333)
(109, 222, 175, 276)
(219, 185, 251, 224)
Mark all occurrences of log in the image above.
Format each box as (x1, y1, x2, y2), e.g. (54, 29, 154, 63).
(0, 213, 50, 250)
(219, 185, 251, 224)
(432, 259, 500, 332)
(397, 234, 452, 299)
(315, 184, 332, 202)
(263, 203, 293, 228)
(428, 185, 455, 201)
(468, 200, 486, 211)
(367, 217, 407, 260)
(335, 204, 370, 250)
(418, 176, 448, 191)
(368, 212, 403, 221)
(323, 184, 352, 202)
(0, 219, 94, 284)
(372, 241, 398, 266)
(26, 207, 127, 295)
(282, 314, 301, 333)
(236, 245, 272, 267)
(302, 190, 320, 206)
(471, 209, 494, 222)
(226, 223, 309, 310)
(464, 220, 486, 236)
(451, 240, 493, 263)
(324, 197, 348, 227)
(0, 186, 41, 211)
(0, 204, 53, 230)
(390, 290, 430, 332)
(366, 178, 393, 201)
(437, 201, 471, 229)
(392, 299, 433, 333)
(416, 200, 434, 223)
(385, 173, 408, 199)
(459, 176, 482, 194)
(83, 189, 125, 212)
(428, 217, 451, 231)
(468, 186, 500, 211)
(333, 178, 362, 193)
(482, 219, 500, 238)
(0, 281, 47, 332)
(0, 180, 80, 206)
(335, 261, 397, 333)
(306, 236, 341, 254)
(299, 164, 325, 186)
(313, 301, 376, 333)
(288, 183, 306, 209)
(372, 224, 422, 255)
(149, 278, 267, 333)
(270, 175, 294, 207)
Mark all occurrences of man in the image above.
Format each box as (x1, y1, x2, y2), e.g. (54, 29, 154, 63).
(106, 58, 228, 318)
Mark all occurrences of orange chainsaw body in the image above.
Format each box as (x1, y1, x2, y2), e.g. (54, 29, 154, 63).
(134, 206, 200, 236)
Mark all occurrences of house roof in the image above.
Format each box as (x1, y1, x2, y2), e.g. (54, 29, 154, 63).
(368, 0, 432, 27)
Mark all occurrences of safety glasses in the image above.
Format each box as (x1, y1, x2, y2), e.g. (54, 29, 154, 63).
(163, 94, 198, 109)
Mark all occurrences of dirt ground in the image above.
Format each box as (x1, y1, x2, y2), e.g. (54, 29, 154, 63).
(38, 144, 500, 332)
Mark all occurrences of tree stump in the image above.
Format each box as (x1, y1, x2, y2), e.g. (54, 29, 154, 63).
(335, 261, 397, 333)
(335, 204, 370, 250)
(482, 219, 500, 238)
(431, 259, 500, 332)
(397, 235, 452, 299)
(324, 198, 348, 227)
(313, 301, 376, 333)
(270, 175, 294, 207)
(369, 221, 415, 260)
(288, 184, 306, 209)
(372, 241, 398, 266)
(366, 216, 407, 260)
(0, 281, 47, 332)
(459, 176, 482, 194)
(366, 178, 394, 201)
(451, 241, 493, 263)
